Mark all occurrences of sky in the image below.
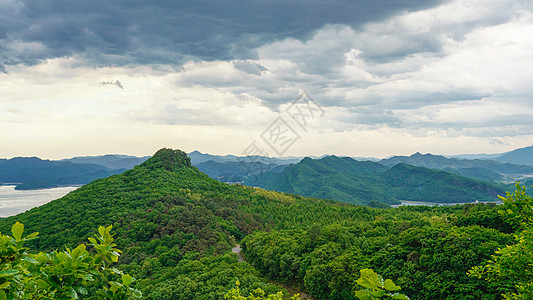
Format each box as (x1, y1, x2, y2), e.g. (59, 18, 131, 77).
(1, 0, 533, 159)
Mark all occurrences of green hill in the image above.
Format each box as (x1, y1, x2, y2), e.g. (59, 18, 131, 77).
(384, 163, 505, 203)
(245, 156, 396, 205)
(246, 155, 505, 205)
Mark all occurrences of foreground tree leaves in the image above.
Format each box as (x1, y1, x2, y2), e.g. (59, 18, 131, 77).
(354, 269, 409, 300)
(224, 280, 300, 300)
(0, 222, 141, 299)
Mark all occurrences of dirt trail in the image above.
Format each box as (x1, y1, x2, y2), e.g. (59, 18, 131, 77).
(231, 244, 314, 299)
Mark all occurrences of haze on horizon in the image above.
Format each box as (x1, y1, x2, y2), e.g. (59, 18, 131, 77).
(1, 0, 533, 160)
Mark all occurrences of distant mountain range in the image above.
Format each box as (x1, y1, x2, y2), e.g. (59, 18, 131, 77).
(379, 152, 533, 181)
(245, 155, 507, 206)
(1, 146, 531, 193)
(0, 155, 147, 190)
(493, 145, 533, 165)
(60, 154, 150, 170)
(0, 151, 298, 190)
(0, 157, 123, 190)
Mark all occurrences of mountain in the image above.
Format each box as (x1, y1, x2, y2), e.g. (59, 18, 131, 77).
(0, 157, 108, 184)
(246, 155, 506, 205)
(0, 148, 519, 299)
(384, 163, 505, 203)
(0, 156, 135, 190)
(187, 150, 239, 164)
(195, 160, 287, 183)
(61, 154, 150, 169)
(188, 150, 302, 166)
(448, 153, 505, 159)
(14, 169, 126, 190)
(245, 155, 396, 206)
(379, 152, 533, 181)
(188, 150, 301, 183)
(494, 145, 533, 165)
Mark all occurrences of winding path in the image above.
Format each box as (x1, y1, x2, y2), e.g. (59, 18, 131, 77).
(231, 244, 314, 299)
(231, 244, 244, 262)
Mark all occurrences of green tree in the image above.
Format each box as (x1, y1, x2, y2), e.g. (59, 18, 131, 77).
(0, 222, 141, 299)
(354, 269, 409, 300)
(469, 183, 533, 299)
(224, 280, 300, 300)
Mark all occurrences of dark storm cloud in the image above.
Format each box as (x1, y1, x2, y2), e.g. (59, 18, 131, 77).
(0, 0, 443, 70)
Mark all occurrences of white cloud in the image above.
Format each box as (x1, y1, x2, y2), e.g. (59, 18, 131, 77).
(1, 0, 533, 158)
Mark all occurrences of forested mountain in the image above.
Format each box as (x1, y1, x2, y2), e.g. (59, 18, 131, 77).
(0, 149, 526, 299)
(383, 163, 505, 203)
(245, 155, 505, 205)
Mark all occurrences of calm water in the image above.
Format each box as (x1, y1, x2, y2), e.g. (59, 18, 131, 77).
(0, 185, 79, 218)
(391, 200, 502, 208)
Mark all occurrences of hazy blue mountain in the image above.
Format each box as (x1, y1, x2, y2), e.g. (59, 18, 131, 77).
(188, 150, 302, 165)
(493, 145, 533, 165)
(246, 155, 506, 205)
(187, 150, 240, 164)
(195, 160, 287, 183)
(448, 153, 505, 159)
(15, 169, 127, 190)
(379, 152, 533, 181)
(61, 154, 150, 169)
(0, 156, 132, 190)
(0, 157, 107, 184)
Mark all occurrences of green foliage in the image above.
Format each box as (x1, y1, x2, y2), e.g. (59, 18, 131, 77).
(242, 209, 514, 299)
(354, 269, 409, 300)
(224, 280, 300, 300)
(0, 222, 140, 299)
(497, 182, 533, 229)
(469, 183, 533, 299)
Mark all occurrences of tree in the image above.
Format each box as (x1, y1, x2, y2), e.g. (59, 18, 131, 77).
(224, 280, 300, 300)
(0, 222, 141, 299)
(468, 183, 533, 299)
(354, 269, 409, 300)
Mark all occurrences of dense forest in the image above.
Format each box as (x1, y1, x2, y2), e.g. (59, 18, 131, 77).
(0, 149, 531, 299)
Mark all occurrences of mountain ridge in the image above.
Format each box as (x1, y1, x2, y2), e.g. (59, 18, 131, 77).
(247, 155, 506, 205)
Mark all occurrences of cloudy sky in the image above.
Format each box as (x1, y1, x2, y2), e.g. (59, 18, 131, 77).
(1, 0, 533, 159)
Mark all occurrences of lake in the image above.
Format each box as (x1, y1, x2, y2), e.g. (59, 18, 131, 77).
(390, 199, 502, 208)
(0, 185, 79, 218)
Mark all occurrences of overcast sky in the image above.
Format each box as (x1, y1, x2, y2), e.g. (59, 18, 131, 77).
(1, 0, 533, 159)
